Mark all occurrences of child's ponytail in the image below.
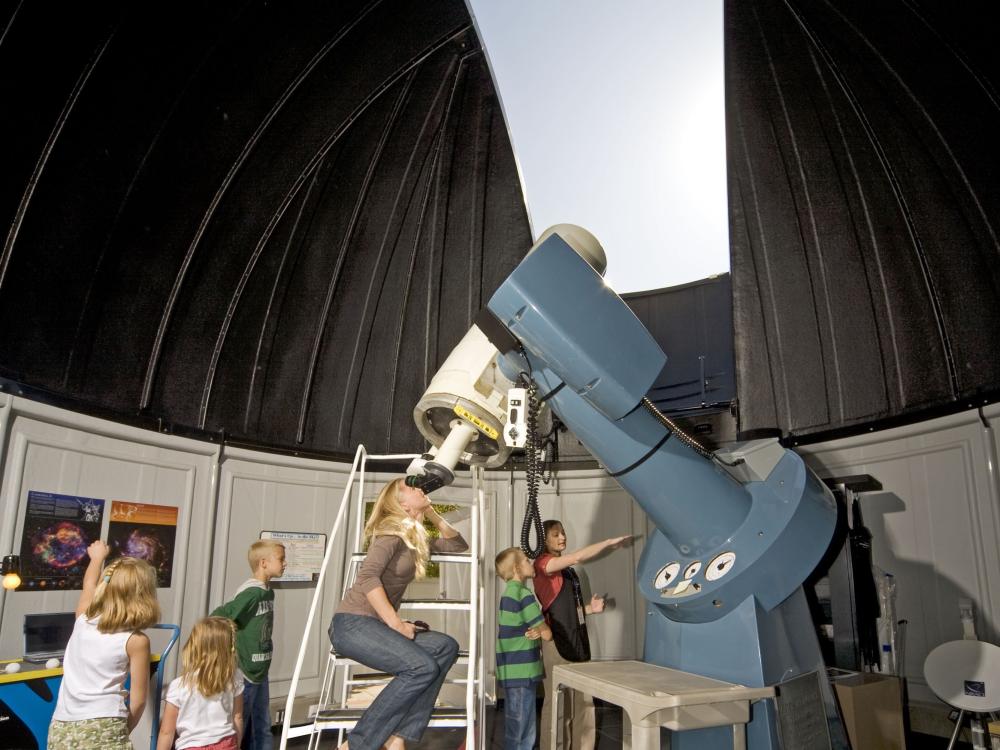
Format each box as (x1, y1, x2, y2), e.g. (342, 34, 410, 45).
(181, 617, 239, 697)
(86, 556, 160, 633)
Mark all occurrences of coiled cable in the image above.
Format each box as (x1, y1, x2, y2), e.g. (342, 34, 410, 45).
(519, 376, 545, 559)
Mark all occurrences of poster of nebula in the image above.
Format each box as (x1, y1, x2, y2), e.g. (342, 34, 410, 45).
(18, 491, 106, 590)
(107, 501, 178, 587)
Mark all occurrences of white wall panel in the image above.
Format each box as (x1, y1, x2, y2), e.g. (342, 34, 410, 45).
(212, 449, 357, 703)
(0, 397, 219, 745)
(798, 404, 1000, 704)
(0, 398, 218, 659)
(13, 393, 998, 725)
(0, 399, 652, 724)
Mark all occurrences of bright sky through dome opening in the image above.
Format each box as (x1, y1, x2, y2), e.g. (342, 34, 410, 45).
(468, 1, 728, 293)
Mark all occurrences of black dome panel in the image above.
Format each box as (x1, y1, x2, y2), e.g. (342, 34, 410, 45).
(0, 0, 531, 456)
(726, 0, 1000, 440)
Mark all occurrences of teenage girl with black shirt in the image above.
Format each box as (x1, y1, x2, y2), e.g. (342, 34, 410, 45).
(532, 520, 632, 750)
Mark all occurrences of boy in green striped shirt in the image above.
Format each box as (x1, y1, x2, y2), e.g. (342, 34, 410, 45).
(495, 547, 552, 750)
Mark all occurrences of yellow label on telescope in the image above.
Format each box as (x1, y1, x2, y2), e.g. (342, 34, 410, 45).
(453, 405, 499, 440)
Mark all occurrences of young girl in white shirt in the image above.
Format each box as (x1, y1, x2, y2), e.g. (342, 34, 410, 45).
(157, 616, 244, 750)
(49, 540, 161, 750)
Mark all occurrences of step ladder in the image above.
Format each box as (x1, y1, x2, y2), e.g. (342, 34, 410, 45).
(279, 447, 486, 750)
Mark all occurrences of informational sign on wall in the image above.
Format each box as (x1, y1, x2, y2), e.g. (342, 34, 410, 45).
(18, 491, 106, 590)
(260, 531, 326, 583)
(108, 501, 179, 587)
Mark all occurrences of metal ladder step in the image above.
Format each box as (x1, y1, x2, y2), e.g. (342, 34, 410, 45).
(346, 671, 478, 688)
(306, 705, 468, 731)
(398, 598, 471, 610)
(330, 649, 470, 668)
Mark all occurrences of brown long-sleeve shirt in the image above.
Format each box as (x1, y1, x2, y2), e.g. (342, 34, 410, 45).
(336, 532, 468, 620)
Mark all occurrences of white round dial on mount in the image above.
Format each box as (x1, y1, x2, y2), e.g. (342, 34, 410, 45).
(654, 562, 681, 589)
(705, 551, 737, 581)
(683, 561, 702, 580)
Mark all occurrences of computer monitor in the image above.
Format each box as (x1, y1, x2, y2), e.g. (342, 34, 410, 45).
(23, 612, 76, 661)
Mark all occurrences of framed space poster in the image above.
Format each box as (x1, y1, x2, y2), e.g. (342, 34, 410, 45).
(18, 491, 106, 590)
(107, 501, 179, 587)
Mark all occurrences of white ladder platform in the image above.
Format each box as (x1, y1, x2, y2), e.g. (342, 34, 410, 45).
(330, 650, 471, 669)
(286, 707, 469, 738)
(348, 552, 474, 564)
(398, 599, 471, 610)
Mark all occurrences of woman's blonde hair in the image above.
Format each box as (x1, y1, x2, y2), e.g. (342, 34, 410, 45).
(364, 478, 430, 579)
(86, 556, 160, 633)
(181, 616, 238, 697)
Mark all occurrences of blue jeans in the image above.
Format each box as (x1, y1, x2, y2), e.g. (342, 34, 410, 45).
(241, 678, 272, 750)
(329, 613, 459, 750)
(503, 685, 538, 750)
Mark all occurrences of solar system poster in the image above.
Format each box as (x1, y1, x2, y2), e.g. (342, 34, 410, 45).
(107, 501, 178, 587)
(18, 491, 106, 589)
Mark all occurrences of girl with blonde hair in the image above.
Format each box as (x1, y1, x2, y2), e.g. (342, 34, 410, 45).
(328, 478, 468, 750)
(156, 617, 244, 750)
(49, 540, 161, 749)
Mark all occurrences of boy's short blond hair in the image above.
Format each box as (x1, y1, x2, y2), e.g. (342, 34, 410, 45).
(495, 547, 524, 581)
(248, 540, 285, 573)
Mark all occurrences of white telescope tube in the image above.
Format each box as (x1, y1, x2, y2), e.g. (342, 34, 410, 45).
(434, 420, 478, 472)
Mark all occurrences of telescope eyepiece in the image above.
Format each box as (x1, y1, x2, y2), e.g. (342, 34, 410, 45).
(403, 461, 454, 494)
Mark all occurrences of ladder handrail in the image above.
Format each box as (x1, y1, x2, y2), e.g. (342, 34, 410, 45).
(475, 468, 487, 749)
(352, 453, 366, 560)
(464, 467, 482, 750)
(278, 446, 421, 750)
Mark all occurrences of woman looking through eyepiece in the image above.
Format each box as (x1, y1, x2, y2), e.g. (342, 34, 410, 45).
(328, 478, 468, 750)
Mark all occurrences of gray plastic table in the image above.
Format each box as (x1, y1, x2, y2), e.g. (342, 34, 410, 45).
(551, 660, 775, 749)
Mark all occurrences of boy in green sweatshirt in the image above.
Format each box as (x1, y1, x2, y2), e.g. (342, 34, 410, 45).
(212, 540, 286, 750)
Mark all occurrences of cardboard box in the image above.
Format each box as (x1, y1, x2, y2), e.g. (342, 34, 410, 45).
(831, 672, 906, 750)
(988, 719, 1000, 750)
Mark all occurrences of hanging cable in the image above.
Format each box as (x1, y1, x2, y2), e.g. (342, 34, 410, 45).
(540, 436, 556, 485)
(640, 397, 714, 459)
(519, 374, 546, 559)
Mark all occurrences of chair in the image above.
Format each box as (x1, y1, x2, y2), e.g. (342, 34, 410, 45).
(923, 639, 1000, 750)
